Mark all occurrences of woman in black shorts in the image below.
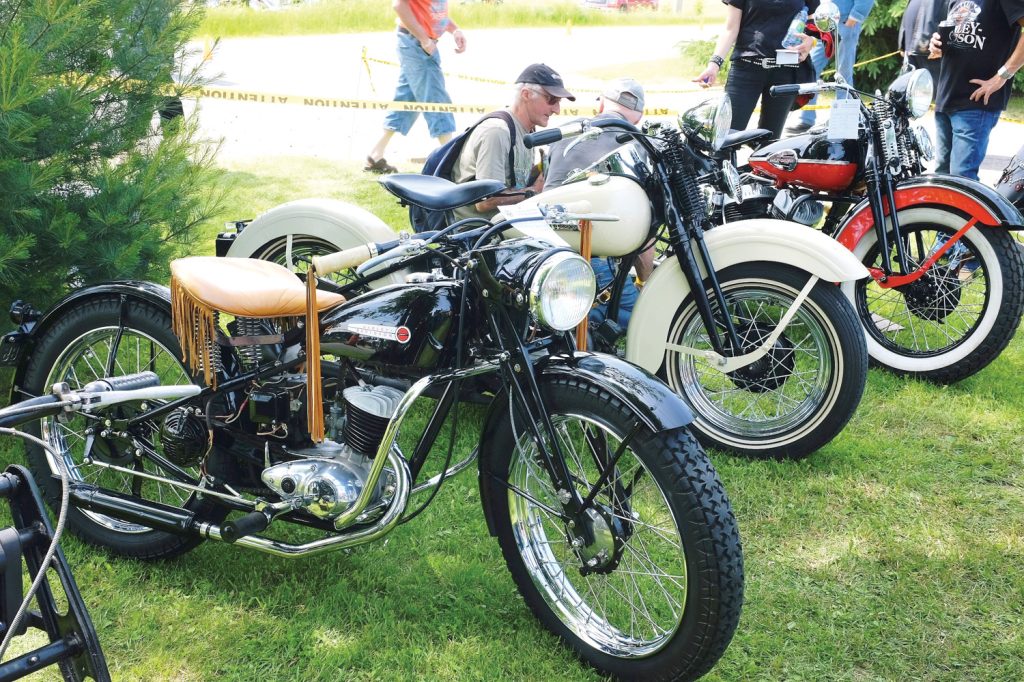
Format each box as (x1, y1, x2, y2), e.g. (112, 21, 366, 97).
(694, 0, 819, 138)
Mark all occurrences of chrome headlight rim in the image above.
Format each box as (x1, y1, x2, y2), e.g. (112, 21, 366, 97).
(679, 95, 732, 152)
(912, 125, 934, 161)
(528, 250, 597, 332)
(907, 69, 933, 119)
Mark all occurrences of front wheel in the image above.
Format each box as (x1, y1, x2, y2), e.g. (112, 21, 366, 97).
(840, 209, 1024, 383)
(659, 262, 868, 460)
(481, 377, 743, 681)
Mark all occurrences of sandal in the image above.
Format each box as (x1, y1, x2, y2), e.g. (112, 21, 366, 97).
(364, 156, 398, 174)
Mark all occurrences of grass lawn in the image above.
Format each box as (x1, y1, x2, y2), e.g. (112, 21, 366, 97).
(1, 157, 1023, 680)
(197, 0, 728, 38)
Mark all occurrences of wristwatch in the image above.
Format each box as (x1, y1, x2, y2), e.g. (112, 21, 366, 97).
(997, 66, 1016, 80)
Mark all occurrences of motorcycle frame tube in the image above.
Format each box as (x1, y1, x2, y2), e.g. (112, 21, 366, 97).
(625, 218, 869, 374)
(835, 174, 1024, 255)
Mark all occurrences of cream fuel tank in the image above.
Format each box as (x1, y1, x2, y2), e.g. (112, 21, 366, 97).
(512, 174, 652, 258)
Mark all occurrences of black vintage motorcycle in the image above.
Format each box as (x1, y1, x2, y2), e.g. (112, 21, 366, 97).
(2, 211, 742, 679)
(711, 67, 1024, 384)
(997, 142, 1024, 211)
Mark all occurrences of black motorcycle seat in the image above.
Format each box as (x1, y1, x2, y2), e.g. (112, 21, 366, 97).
(379, 174, 506, 211)
(721, 128, 775, 151)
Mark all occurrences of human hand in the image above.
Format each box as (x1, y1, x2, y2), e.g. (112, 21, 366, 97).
(928, 32, 943, 59)
(796, 34, 816, 61)
(844, 17, 858, 28)
(693, 65, 719, 88)
(969, 76, 1006, 105)
(419, 37, 437, 55)
(453, 29, 466, 53)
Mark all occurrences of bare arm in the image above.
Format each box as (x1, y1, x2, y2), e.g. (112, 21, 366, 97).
(694, 6, 742, 88)
(393, 0, 437, 55)
(969, 19, 1024, 105)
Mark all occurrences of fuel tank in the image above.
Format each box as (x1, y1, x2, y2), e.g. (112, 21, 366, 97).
(517, 174, 653, 257)
(320, 281, 462, 373)
(749, 131, 861, 193)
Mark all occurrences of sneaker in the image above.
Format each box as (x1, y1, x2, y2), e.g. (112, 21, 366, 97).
(785, 120, 814, 135)
(364, 156, 398, 174)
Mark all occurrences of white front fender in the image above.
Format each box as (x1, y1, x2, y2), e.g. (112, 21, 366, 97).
(225, 198, 405, 286)
(625, 219, 868, 373)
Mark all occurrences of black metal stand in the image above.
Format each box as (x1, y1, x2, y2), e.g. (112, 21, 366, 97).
(0, 465, 109, 682)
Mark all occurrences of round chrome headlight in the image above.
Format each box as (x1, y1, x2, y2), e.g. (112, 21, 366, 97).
(679, 96, 733, 152)
(907, 69, 933, 119)
(528, 251, 596, 331)
(913, 125, 934, 161)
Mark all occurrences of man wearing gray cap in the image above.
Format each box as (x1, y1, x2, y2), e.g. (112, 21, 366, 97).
(452, 63, 575, 221)
(542, 77, 652, 328)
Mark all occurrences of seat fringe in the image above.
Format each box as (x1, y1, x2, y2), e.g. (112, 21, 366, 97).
(170, 276, 218, 388)
(305, 268, 325, 443)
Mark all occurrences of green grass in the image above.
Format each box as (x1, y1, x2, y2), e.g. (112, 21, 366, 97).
(196, 0, 725, 39)
(2, 157, 1023, 680)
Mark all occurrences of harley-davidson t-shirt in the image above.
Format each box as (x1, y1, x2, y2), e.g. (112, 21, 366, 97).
(724, 0, 820, 60)
(936, 0, 1024, 113)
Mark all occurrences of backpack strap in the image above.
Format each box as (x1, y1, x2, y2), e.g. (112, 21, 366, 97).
(489, 110, 518, 188)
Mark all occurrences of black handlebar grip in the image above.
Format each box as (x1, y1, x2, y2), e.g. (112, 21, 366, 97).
(769, 84, 801, 97)
(221, 510, 272, 543)
(523, 128, 563, 149)
(89, 371, 161, 392)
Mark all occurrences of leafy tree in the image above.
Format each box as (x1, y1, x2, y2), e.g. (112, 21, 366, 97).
(0, 0, 219, 313)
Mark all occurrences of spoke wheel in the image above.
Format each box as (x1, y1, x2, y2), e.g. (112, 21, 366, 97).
(482, 377, 742, 680)
(660, 262, 866, 459)
(23, 296, 226, 559)
(253, 235, 362, 289)
(841, 209, 1024, 383)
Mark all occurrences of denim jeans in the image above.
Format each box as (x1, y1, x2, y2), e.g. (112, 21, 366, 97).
(382, 31, 456, 138)
(799, 20, 865, 126)
(934, 109, 1001, 181)
(589, 258, 639, 327)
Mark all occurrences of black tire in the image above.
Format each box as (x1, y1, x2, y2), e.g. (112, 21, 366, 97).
(840, 212, 1024, 383)
(22, 296, 227, 560)
(659, 262, 867, 460)
(481, 377, 743, 681)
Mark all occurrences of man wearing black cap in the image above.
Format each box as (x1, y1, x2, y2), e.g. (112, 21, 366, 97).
(452, 63, 575, 221)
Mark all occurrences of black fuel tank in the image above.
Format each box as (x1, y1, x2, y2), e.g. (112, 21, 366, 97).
(320, 281, 463, 373)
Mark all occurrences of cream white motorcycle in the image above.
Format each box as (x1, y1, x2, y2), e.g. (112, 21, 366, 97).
(220, 98, 870, 460)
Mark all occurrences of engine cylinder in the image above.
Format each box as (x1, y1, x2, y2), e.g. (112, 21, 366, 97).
(343, 385, 405, 455)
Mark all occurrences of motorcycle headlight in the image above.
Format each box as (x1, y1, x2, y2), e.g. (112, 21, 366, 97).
(679, 96, 732, 152)
(528, 251, 596, 331)
(913, 125, 934, 161)
(907, 69, 933, 119)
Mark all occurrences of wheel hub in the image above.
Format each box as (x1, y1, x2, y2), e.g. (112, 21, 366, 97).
(726, 323, 796, 392)
(899, 272, 961, 322)
(573, 506, 629, 576)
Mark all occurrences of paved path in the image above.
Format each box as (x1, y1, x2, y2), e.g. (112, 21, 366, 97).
(187, 27, 1021, 184)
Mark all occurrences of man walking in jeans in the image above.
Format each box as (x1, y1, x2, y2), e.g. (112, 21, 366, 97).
(928, 0, 1024, 181)
(786, 0, 875, 134)
(365, 0, 466, 174)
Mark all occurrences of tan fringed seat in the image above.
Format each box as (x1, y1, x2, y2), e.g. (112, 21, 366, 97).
(170, 256, 344, 318)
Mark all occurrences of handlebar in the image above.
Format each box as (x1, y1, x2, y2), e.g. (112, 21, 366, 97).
(768, 84, 804, 97)
(523, 122, 586, 149)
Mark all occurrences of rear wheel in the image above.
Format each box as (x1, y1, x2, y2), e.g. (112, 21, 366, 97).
(252, 234, 361, 289)
(659, 262, 867, 460)
(482, 377, 743, 680)
(841, 209, 1024, 383)
(22, 296, 227, 559)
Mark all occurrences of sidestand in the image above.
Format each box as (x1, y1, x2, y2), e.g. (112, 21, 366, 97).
(0, 465, 109, 682)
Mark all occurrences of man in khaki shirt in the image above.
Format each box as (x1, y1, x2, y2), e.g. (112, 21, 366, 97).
(452, 63, 575, 222)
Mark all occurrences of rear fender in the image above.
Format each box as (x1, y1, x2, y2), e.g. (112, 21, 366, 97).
(625, 219, 868, 373)
(223, 198, 406, 287)
(836, 174, 1024, 250)
(476, 352, 694, 536)
(7, 282, 172, 401)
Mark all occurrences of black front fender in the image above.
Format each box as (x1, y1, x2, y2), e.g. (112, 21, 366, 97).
(476, 351, 693, 536)
(6, 281, 171, 401)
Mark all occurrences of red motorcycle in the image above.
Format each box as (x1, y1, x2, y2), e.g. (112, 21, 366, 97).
(713, 69, 1024, 384)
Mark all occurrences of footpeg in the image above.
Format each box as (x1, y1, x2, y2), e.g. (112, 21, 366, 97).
(221, 510, 271, 543)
